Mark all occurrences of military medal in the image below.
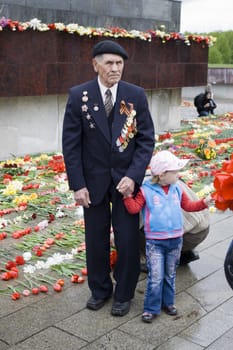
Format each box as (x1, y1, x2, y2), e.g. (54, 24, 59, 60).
(116, 100, 137, 152)
(82, 91, 88, 102)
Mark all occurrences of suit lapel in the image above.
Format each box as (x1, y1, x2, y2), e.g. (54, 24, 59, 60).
(88, 80, 111, 144)
(112, 83, 127, 147)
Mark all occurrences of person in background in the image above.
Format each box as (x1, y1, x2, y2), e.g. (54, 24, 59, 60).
(178, 179, 210, 264)
(62, 40, 155, 317)
(194, 85, 217, 117)
(123, 150, 212, 323)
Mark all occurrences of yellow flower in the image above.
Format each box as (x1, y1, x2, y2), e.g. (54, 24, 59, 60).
(195, 138, 216, 160)
(209, 206, 216, 213)
(13, 194, 29, 205)
(3, 184, 17, 196)
(204, 148, 211, 159)
(29, 193, 38, 200)
(2, 180, 23, 195)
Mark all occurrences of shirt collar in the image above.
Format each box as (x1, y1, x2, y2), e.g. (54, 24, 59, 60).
(98, 76, 118, 104)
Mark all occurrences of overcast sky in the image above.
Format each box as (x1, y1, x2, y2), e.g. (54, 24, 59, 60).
(180, 0, 233, 33)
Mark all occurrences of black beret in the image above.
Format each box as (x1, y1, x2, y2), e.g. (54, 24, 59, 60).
(92, 40, 128, 60)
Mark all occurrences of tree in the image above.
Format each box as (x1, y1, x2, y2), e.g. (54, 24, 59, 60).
(208, 46, 222, 64)
(211, 32, 232, 64)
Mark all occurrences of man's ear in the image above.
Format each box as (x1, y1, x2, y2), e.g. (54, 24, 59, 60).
(92, 58, 98, 73)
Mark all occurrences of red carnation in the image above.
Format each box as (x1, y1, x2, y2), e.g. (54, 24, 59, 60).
(15, 256, 25, 265)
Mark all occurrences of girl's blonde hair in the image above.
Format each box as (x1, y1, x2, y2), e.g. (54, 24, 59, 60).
(150, 175, 160, 184)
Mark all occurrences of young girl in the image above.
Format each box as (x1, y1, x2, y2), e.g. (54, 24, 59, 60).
(123, 150, 211, 323)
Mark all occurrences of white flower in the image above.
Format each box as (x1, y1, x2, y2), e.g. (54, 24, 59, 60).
(75, 206, 84, 219)
(56, 183, 69, 193)
(46, 253, 64, 266)
(163, 138, 175, 145)
(23, 265, 36, 274)
(35, 261, 46, 270)
(63, 253, 74, 260)
(66, 23, 79, 33)
(29, 18, 41, 30)
(71, 248, 78, 255)
(23, 252, 32, 262)
(55, 209, 65, 218)
(38, 23, 50, 32)
(54, 22, 66, 31)
(13, 215, 23, 224)
(22, 249, 78, 274)
(38, 220, 49, 230)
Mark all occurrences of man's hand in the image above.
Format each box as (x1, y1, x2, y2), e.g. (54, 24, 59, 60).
(116, 176, 135, 197)
(74, 187, 91, 208)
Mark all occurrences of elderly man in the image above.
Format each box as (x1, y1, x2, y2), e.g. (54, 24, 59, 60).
(62, 40, 155, 316)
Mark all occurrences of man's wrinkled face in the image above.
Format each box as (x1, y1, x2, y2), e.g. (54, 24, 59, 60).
(92, 54, 124, 87)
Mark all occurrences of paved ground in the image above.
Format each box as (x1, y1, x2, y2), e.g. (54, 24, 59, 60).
(0, 210, 233, 349)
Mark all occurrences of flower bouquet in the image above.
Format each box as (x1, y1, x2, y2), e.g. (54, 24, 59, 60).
(195, 139, 217, 160)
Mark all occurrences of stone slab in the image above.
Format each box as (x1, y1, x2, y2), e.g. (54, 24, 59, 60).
(180, 297, 233, 347)
(7, 327, 87, 350)
(206, 327, 233, 350)
(0, 284, 88, 345)
(56, 297, 142, 343)
(156, 336, 204, 350)
(118, 292, 206, 348)
(82, 329, 155, 350)
(186, 268, 233, 312)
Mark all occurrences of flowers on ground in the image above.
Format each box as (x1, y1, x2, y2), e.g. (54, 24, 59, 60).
(1, 112, 233, 300)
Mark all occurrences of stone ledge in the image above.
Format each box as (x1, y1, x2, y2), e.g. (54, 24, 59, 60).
(0, 31, 208, 96)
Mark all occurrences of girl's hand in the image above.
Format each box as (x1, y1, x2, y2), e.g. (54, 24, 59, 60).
(204, 194, 213, 206)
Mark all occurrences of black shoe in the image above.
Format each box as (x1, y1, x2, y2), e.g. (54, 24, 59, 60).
(86, 296, 110, 311)
(179, 250, 200, 265)
(111, 301, 131, 316)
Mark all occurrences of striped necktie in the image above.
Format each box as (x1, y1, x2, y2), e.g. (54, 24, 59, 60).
(104, 89, 113, 117)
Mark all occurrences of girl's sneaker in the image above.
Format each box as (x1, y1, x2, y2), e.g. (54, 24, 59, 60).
(141, 312, 156, 323)
(163, 305, 177, 316)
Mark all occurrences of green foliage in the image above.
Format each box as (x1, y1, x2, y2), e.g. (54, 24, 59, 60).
(208, 31, 231, 64)
(183, 30, 233, 64)
(208, 46, 222, 64)
(208, 31, 233, 64)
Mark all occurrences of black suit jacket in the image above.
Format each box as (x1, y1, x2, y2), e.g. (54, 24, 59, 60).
(62, 78, 155, 205)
